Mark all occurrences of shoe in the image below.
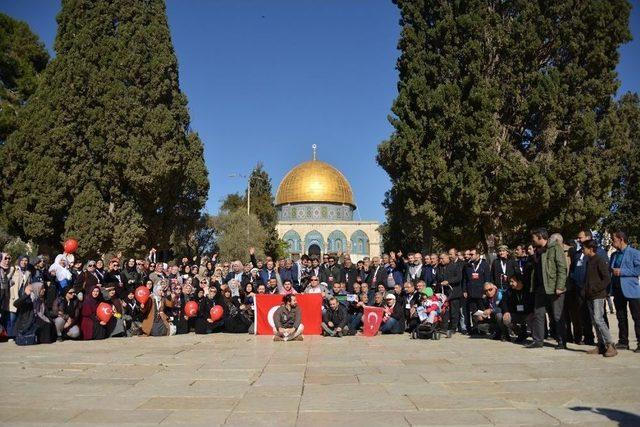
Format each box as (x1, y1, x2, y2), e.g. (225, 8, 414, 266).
(445, 330, 453, 339)
(525, 341, 544, 349)
(514, 335, 528, 344)
(584, 339, 595, 346)
(634, 346, 640, 353)
(586, 345, 603, 355)
(615, 342, 630, 350)
(292, 335, 303, 341)
(273, 335, 284, 341)
(554, 342, 567, 350)
(335, 331, 343, 338)
(604, 344, 618, 357)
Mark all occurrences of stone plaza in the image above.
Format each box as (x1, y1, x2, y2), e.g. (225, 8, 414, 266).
(1, 314, 639, 427)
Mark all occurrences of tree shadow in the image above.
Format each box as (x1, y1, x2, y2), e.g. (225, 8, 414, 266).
(570, 406, 640, 426)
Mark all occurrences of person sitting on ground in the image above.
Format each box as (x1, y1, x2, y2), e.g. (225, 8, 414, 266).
(473, 282, 505, 339)
(194, 285, 224, 334)
(140, 282, 175, 336)
(80, 285, 107, 340)
(502, 277, 532, 343)
(52, 286, 81, 340)
(322, 297, 349, 337)
(273, 294, 304, 341)
(380, 293, 405, 334)
(583, 239, 617, 357)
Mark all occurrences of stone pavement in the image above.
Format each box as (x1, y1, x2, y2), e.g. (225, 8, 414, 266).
(1, 313, 639, 427)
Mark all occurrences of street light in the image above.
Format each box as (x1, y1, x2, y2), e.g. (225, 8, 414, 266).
(229, 172, 270, 240)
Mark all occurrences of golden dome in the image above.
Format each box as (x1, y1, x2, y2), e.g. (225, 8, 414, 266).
(275, 158, 355, 207)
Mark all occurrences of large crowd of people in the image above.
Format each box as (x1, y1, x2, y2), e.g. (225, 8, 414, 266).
(1, 228, 639, 357)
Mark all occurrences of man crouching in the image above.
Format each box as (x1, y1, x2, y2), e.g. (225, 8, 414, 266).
(273, 294, 304, 341)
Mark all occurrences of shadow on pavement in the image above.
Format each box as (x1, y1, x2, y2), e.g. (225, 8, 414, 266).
(570, 406, 640, 426)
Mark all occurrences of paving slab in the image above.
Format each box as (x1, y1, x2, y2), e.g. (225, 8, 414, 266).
(0, 311, 638, 426)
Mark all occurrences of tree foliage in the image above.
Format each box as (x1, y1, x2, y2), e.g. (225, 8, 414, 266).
(378, 0, 633, 253)
(0, 0, 208, 255)
(213, 208, 266, 263)
(604, 93, 640, 244)
(0, 13, 49, 143)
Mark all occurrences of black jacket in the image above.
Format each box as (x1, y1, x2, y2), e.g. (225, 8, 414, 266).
(323, 304, 349, 329)
(463, 259, 492, 299)
(491, 258, 519, 288)
(584, 254, 611, 300)
(341, 265, 358, 293)
(436, 263, 463, 299)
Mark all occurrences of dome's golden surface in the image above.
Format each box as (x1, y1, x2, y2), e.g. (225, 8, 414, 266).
(275, 159, 355, 207)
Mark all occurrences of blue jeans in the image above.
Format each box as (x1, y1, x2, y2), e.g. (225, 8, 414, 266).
(380, 317, 403, 334)
(348, 313, 363, 332)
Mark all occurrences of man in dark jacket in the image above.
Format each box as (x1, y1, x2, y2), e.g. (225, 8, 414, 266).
(463, 249, 491, 334)
(491, 245, 519, 291)
(322, 297, 349, 337)
(320, 256, 342, 287)
(583, 239, 616, 357)
(340, 255, 358, 293)
(436, 253, 463, 337)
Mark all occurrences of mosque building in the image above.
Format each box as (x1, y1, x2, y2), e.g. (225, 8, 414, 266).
(275, 145, 381, 262)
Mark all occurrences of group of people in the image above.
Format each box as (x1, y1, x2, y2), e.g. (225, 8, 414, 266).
(1, 229, 639, 357)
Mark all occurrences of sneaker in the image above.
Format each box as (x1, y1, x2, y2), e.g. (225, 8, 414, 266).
(554, 342, 567, 350)
(525, 341, 544, 349)
(604, 344, 618, 358)
(615, 342, 630, 350)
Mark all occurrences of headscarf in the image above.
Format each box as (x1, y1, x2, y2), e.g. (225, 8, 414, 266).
(228, 279, 240, 298)
(30, 282, 50, 323)
(0, 252, 10, 270)
(16, 255, 28, 272)
(81, 285, 101, 317)
(152, 283, 164, 310)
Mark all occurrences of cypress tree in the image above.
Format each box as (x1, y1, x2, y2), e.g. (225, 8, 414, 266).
(604, 93, 640, 243)
(0, 0, 208, 254)
(247, 162, 282, 259)
(0, 13, 49, 143)
(378, 0, 633, 252)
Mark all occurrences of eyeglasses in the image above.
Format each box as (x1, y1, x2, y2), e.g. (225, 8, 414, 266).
(310, 278, 319, 282)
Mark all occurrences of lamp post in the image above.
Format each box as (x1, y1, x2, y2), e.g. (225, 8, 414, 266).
(229, 172, 269, 240)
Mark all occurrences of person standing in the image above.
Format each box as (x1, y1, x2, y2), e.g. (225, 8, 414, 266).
(436, 253, 463, 337)
(527, 228, 568, 349)
(566, 230, 598, 345)
(582, 239, 616, 357)
(491, 246, 519, 292)
(463, 249, 492, 335)
(609, 231, 640, 352)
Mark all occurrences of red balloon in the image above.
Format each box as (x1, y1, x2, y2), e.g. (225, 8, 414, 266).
(96, 302, 113, 324)
(134, 286, 150, 305)
(184, 300, 198, 317)
(63, 239, 79, 254)
(209, 305, 224, 321)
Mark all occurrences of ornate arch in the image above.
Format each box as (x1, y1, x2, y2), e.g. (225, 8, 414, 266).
(327, 230, 348, 253)
(350, 230, 369, 255)
(304, 230, 325, 254)
(282, 229, 302, 253)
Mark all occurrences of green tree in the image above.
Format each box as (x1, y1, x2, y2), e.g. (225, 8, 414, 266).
(0, 13, 49, 143)
(378, 0, 633, 253)
(248, 162, 283, 259)
(0, 0, 208, 255)
(604, 93, 640, 244)
(213, 208, 266, 262)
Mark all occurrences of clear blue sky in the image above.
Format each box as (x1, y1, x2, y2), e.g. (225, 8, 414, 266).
(2, 0, 639, 223)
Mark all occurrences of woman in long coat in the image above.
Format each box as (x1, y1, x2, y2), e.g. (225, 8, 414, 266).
(140, 283, 174, 336)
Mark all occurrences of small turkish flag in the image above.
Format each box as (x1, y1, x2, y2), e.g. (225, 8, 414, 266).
(362, 306, 384, 336)
(254, 294, 323, 335)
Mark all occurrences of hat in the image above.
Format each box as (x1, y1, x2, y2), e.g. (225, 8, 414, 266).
(87, 260, 96, 267)
(497, 245, 510, 252)
(420, 287, 434, 297)
(385, 293, 396, 300)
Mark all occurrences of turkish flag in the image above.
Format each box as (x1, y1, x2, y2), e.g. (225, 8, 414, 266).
(362, 306, 384, 336)
(254, 294, 323, 335)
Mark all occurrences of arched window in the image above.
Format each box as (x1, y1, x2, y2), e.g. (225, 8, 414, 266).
(350, 230, 369, 255)
(305, 230, 325, 254)
(282, 230, 302, 253)
(328, 230, 347, 253)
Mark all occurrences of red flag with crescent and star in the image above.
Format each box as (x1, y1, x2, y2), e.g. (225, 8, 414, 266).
(362, 306, 385, 336)
(255, 294, 323, 335)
